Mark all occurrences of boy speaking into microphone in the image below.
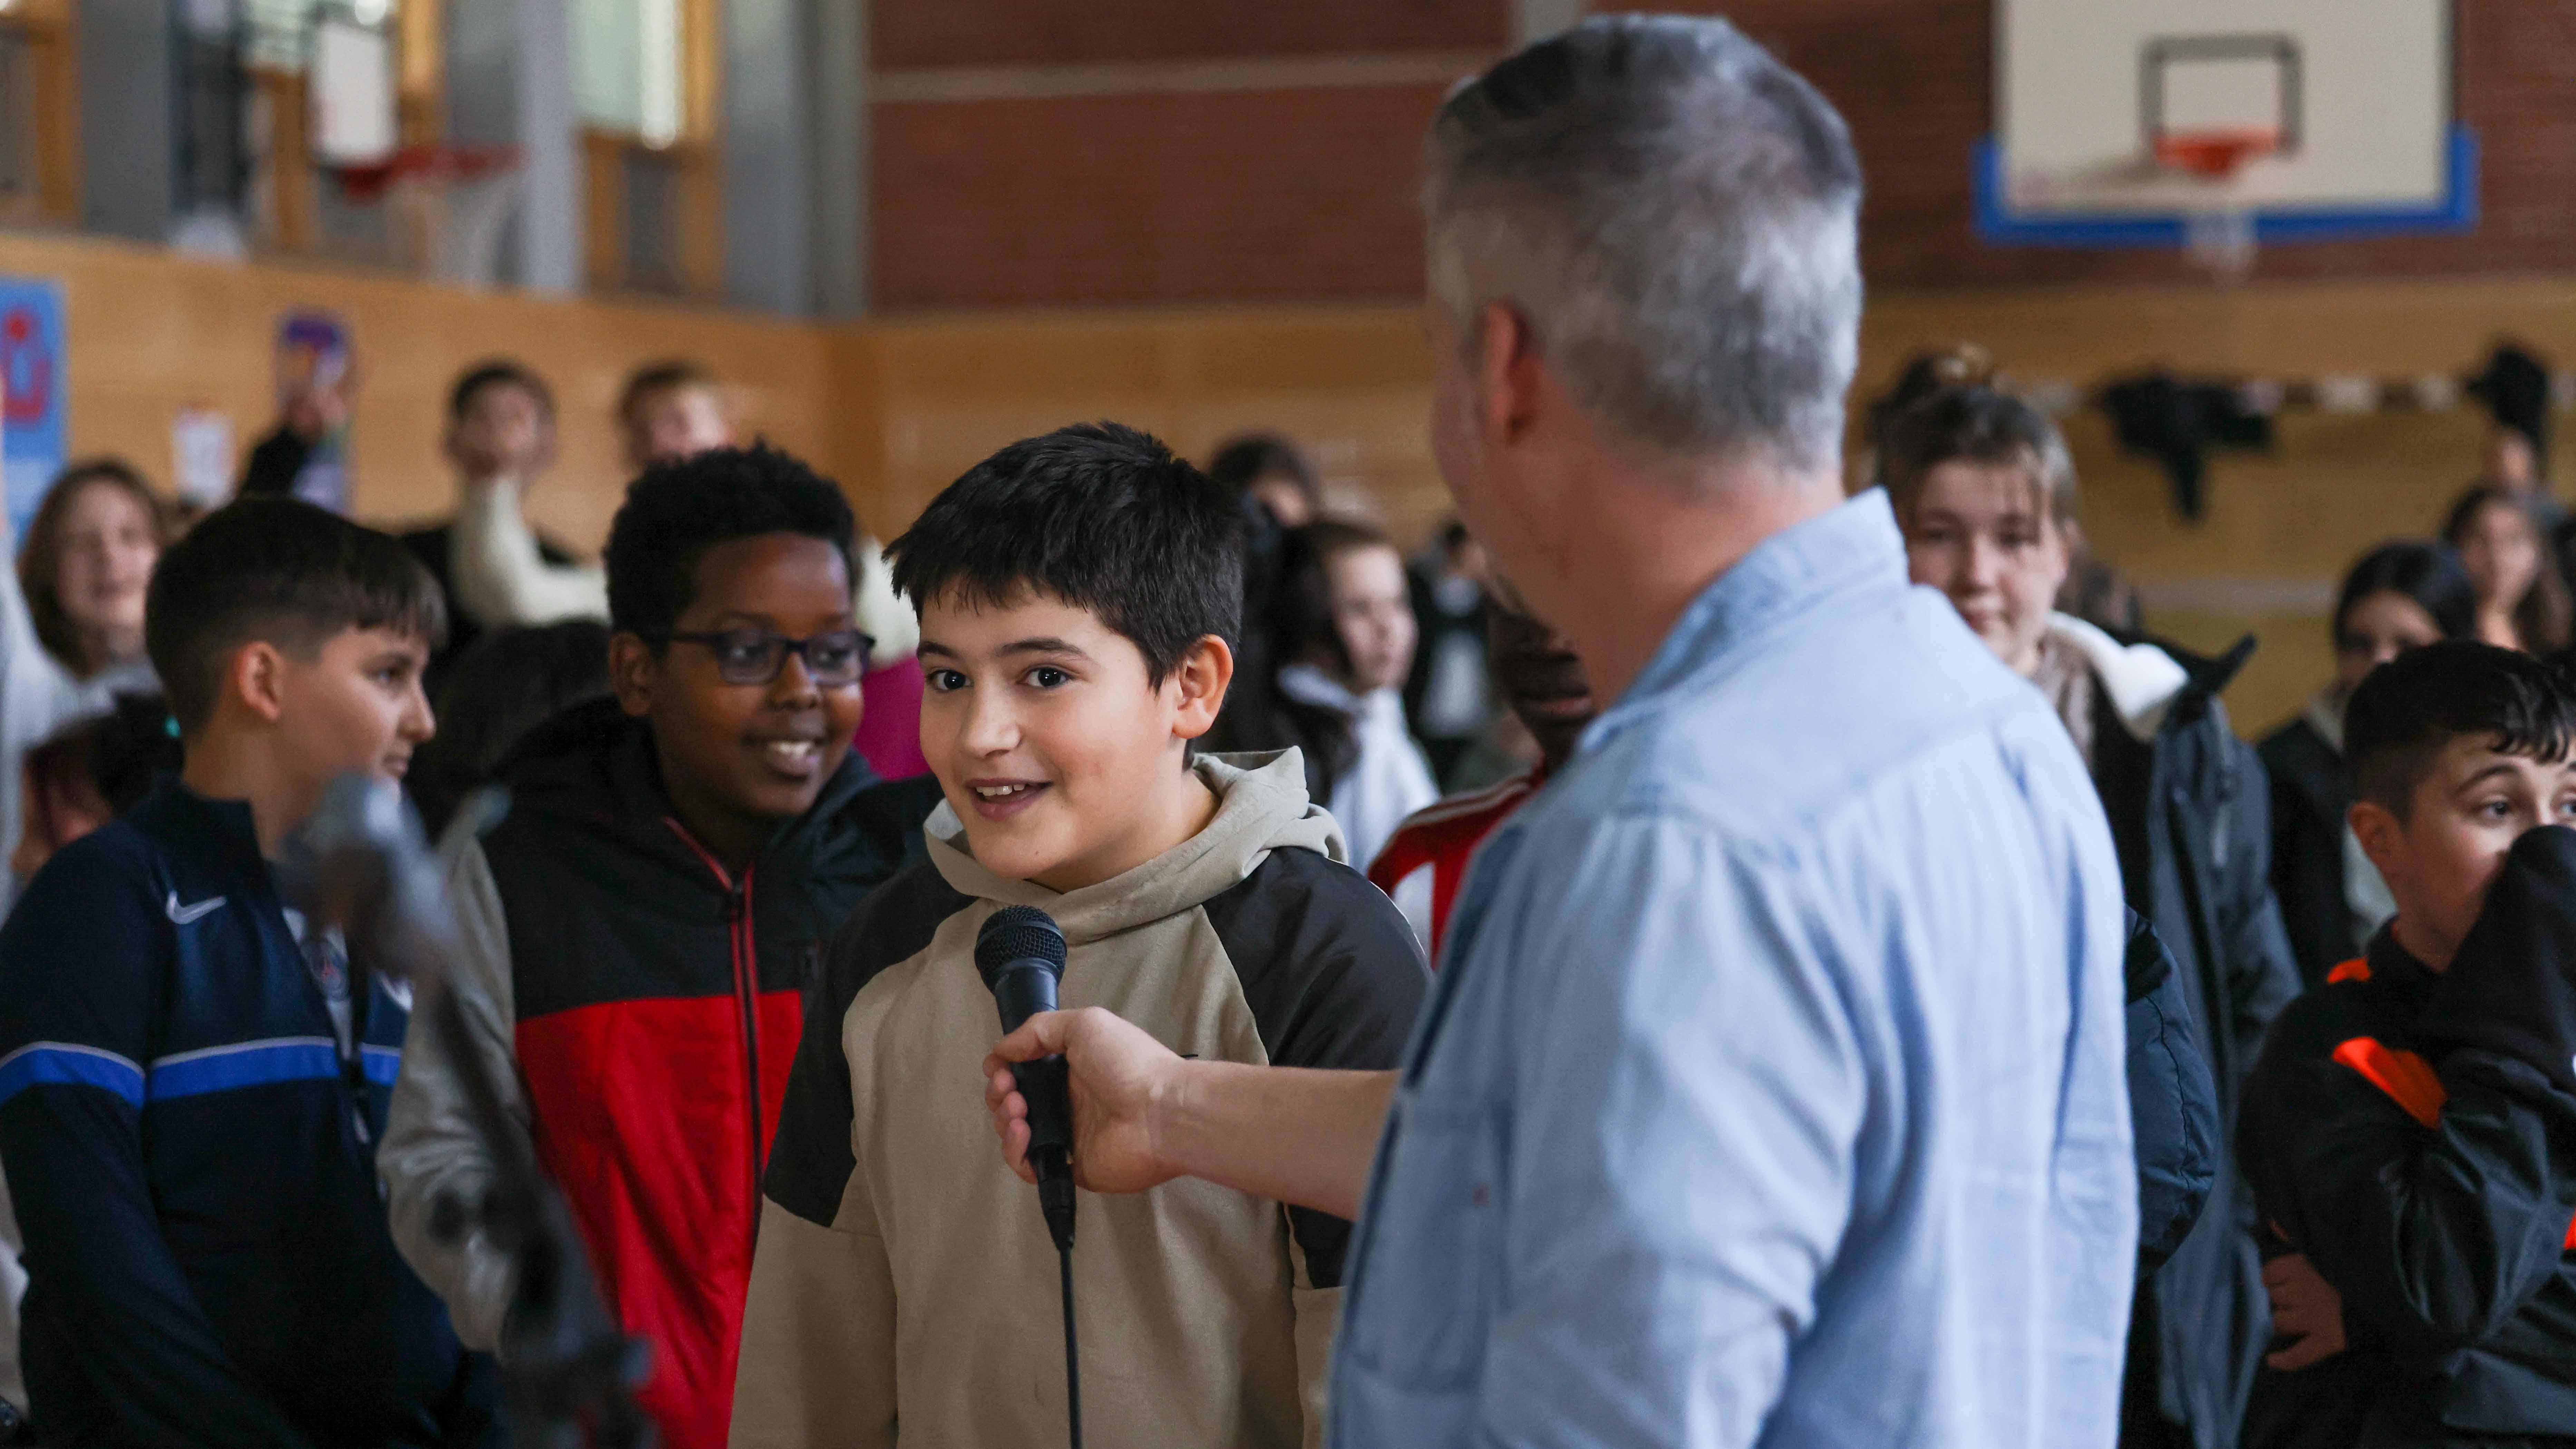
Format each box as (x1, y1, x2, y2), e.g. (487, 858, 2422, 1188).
(735, 424, 1427, 1449)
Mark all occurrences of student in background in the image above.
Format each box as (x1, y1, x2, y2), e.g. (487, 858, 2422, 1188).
(381, 447, 930, 1449)
(0, 499, 492, 1447)
(736, 422, 1427, 1449)
(403, 360, 603, 687)
(404, 621, 613, 839)
(238, 311, 357, 512)
(14, 460, 163, 691)
(1402, 521, 1493, 786)
(616, 360, 734, 475)
(1201, 504, 1346, 793)
(2261, 542, 2479, 986)
(1882, 380, 2299, 1449)
(2443, 484, 2570, 655)
(13, 692, 179, 881)
(1210, 432, 1325, 529)
(2238, 641, 2576, 1449)
(1276, 520, 1438, 882)
(1369, 597, 1592, 959)
(1864, 348, 2143, 634)
(2, 460, 167, 914)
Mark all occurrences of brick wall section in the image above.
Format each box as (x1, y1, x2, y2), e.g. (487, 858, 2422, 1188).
(868, 0, 2576, 308)
(877, 0, 1504, 69)
(872, 86, 1447, 308)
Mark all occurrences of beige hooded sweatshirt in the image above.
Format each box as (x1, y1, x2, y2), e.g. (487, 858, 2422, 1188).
(730, 751, 1429, 1449)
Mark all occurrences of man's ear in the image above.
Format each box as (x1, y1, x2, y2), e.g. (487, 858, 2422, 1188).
(1168, 635, 1236, 743)
(1476, 301, 1545, 450)
(2351, 799, 2408, 885)
(228, 642, 290, 726)
(609, 632, 659, 719)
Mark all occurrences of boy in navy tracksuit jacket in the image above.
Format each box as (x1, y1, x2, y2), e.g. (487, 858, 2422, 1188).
(0, 500, 495, 1447)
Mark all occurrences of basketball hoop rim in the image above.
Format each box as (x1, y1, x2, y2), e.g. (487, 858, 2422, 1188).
(2151, 127, 2282, 182)
(324, 144, 521, 202)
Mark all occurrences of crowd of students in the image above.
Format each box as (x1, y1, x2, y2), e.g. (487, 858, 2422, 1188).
(0, 35, 2574, 1449)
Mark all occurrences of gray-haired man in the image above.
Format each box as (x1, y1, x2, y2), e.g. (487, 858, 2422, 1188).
(983, 17, 2137, 1447)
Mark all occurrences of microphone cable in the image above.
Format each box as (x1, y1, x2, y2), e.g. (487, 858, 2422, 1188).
(1058, 1235, 1082, 1449)
(1036, 1147, 1081, 1449)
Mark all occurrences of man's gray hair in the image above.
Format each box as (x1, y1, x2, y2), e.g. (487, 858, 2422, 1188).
(1425, 15, 1863, 474)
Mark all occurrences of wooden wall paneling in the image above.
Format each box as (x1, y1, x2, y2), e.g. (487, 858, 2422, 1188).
(2, 0, 81, 224)
(12, 219, 2576, 737)
(0, 230, 845, 557)
(850, 305, 1445, 539)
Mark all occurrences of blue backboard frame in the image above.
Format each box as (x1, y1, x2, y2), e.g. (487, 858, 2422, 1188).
(1972, 124, 2478, 248)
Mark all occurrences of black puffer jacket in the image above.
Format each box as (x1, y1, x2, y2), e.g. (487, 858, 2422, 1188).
(2063, 622, 2303, 1449)
(2238, 832, 2576, 1449)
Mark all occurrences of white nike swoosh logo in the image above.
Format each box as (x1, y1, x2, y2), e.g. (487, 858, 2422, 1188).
(165, 893, 225, 925)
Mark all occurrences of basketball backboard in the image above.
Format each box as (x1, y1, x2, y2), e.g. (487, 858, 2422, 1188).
(1983, 0, 2471, 252)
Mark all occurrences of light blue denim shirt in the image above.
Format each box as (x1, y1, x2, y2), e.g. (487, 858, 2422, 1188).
(1329, 492, 2137, 1448)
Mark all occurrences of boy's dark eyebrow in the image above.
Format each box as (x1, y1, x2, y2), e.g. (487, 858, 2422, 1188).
(912, 637, 1093, 662)
(2453, 760, 2526, 791)
(999, 637, 1092, 659)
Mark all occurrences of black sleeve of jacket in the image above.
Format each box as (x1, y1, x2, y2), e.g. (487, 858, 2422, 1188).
(845, 775, 947, 884)
(1201, 848, 1430, 1287)
(0, 837, 314, 1448)
(235, 426, 310, 498)
(763, 863, 971, 1227)
(2239, 1015, 2576, 1357)
(2220, 733, 2305, 1076)
(2125, 913, 2220, 1274)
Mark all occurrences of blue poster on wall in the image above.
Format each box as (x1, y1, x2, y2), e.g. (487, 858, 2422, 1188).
(0, 276, 66, 546)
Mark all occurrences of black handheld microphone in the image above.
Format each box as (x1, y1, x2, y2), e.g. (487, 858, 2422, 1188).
(976, 906, 1077, 1247)
(976, 905, 1083, 1449)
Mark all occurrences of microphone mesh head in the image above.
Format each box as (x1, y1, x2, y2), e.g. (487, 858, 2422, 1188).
(975, 905, 1067, 990)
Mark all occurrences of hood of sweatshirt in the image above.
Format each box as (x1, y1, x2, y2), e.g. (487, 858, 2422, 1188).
(493, 695, 881, 872)
(923, 748, 1343, 947)
(2046, 613, 2191, 743)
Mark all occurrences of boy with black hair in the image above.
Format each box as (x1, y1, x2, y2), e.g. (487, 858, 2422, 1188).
(734, 422, 1429, 1449)
(0, 498, 495, 1446)
(403, 359, 601, 686)
(381, 446, 938, 1449)
(2239, 640, 2576, 1449)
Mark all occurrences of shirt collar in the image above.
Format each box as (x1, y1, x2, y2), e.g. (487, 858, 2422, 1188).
(144, 776, 272, 878)
(2363, 922, 2440, 1001)
(1580, 490, 1906, 753)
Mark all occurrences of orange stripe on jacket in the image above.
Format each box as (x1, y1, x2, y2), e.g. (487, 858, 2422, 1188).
(2327, 958, 2372, 984)
(2332, 1036, 2446, 1128)
(2328, 1035, 2576, 1250)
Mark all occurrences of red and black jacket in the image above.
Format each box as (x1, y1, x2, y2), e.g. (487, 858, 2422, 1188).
(2238, 906, 2576, 1449)
(475, 699, 931, 1449)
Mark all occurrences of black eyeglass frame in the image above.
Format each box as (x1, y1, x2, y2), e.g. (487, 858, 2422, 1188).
(654, 628, 877, 687)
